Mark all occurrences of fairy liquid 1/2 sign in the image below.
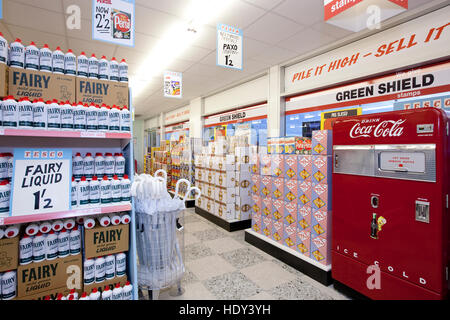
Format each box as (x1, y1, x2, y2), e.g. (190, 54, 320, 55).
(217, 24, 243, 70)
(92, 0, 135, 47)
(11, 149, 72, 217)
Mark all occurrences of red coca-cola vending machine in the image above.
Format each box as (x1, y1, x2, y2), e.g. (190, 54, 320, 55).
(332, 108, 449, 300)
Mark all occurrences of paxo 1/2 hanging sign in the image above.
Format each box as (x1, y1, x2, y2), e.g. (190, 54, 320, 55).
(217, 23, 243, 70)
(11, 149, 72, 217)
(92, 0, 135, 47)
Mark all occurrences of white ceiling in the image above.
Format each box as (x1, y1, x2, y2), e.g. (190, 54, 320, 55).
(0, 0, 436, 119)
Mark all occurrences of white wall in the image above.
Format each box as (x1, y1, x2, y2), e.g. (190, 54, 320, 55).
(203, 75, 269, 116)
(144, 117, 159, 130)
(133, 119, 145, 173)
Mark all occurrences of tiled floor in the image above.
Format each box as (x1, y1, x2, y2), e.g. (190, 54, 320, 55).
(139, 208, 350, 300)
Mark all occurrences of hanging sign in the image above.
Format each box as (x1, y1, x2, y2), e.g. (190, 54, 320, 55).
(164, 71, 182, 99)
(11, 149, 72, 217)
(324, 0, 408, 32)
(92, 0, 135, 47)
(217, 24, 243, 70)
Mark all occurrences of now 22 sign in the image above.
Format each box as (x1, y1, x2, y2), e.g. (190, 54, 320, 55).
(92, 0, 135, 47)
(217, 24, 243, 70)
(11, 149, 72, 217)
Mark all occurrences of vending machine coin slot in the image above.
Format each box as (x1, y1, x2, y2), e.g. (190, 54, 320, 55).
(415, 200, 430, 223)
(417, 124, 434, 134)
(371, 195, 379, 208)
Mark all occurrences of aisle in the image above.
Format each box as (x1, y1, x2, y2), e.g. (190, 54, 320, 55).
(141, 208, 349, 300)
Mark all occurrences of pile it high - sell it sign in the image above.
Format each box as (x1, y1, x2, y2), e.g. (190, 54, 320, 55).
(217, 24, 243, 70)
(92, 0, 135, 47)
(11, 149, 71, 217)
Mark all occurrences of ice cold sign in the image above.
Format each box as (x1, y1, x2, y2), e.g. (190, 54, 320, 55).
(217, 24, 243, 70)
(11, 149, 72, 217)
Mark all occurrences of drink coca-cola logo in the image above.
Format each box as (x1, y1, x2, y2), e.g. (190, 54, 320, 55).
(350, 119, 406, 138)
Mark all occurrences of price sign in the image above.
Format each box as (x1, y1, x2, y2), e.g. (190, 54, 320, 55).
(92, 0, 135, 47)
(11, 149, 72, 217)
(217, 24, 243, 70)
(164, 71, 182, 99)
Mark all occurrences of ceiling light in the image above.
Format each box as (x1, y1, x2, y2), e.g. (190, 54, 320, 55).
(131, 0, 236, 101)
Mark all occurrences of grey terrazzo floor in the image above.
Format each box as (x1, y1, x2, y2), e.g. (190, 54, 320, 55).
(139, 208, 350, 300)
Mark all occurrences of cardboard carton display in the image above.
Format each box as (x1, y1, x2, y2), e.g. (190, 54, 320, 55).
(298, 180, 312, 208)
(312, 130, 333, 156)
(296, 228, 311, 257)
(283, 223, 297, 249)
(76, 77, 128, 106)
(251, 213, 262, 234)
(17, 254, 82, 298)
(216, 186, 236, 204)
(312, 182, 332, 212)
(251, 174, 261, 196)
(260, 175, 272, 198)
(0, 63, 8, 97)
(271, 219, 284, 244)
(0, 237, 19, 272)
(284, 178, 298, 204)
(261, 215, 272, 238)
(270, 154, 284, 178)
(9, 68, 76, 102)
(298, 155, 312, 181)
(284, 201, 297, 226)
(272, 199, 284, 222)
(84, 224, 129, 259)
(310, 234, 330, 266)
(311, 155, 332, 185)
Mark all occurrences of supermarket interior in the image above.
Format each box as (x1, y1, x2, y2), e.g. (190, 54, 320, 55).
(0, 0, 449, 305)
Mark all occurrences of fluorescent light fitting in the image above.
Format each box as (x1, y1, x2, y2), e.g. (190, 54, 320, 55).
(131, 0, 236, 100)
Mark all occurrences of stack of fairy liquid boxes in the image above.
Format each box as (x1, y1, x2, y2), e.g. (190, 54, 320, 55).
(194, 137, 252, 221)
(250, 130, 333, 266)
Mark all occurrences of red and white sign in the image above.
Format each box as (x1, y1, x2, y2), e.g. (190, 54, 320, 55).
(325, 0, 408, 32)
(324, 0, 363, 21)
(165, 105, 190, 125)
(379, 152, 425, 172)
(165, 121, 190, 134)
(204, 103, 267, 127)
(286, 6, 449, 95)
(286, 62, 450, 115)
(349, 119, 405, 138)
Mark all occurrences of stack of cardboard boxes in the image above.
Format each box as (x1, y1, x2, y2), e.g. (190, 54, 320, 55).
(169, 139, 197, 196)
(0, 214, 130, 300)
(251, 130, 332, 266)
(7, 65, 128, 106)
(195, 138, 252, 222)
(151, 142, 171, 176)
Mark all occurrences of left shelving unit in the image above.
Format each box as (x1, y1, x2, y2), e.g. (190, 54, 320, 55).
(0, 126, 138, 300)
